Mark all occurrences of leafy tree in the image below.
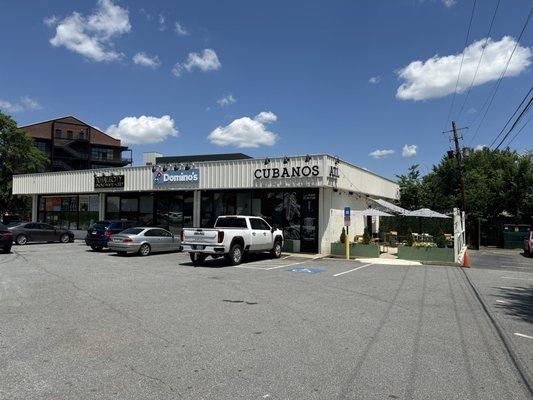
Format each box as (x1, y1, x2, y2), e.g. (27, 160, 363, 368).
(0, 111, 48, 217)
(395, 164, 421, 210)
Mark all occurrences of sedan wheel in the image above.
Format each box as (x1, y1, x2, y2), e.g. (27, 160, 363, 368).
(139, 243, 151, 256)
(60, 233, 70, 243)
(16, 234, 28, 245)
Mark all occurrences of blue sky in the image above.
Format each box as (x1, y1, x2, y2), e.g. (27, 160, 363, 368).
(0, 0, 531, 179)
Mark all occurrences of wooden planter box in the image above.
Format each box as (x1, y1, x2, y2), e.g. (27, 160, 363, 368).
(330, 242, 380, 258)
(398, 246, 454, 262)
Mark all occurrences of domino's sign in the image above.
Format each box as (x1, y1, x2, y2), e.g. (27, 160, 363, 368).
(153, 169, 200, 187)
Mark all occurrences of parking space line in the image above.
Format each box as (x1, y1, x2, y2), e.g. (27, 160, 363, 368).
(514, 333, 533, 340)
(265, 261, 306, 270)
(500, 286, 525, 291)
(501, 276, 533, 281)
(333, 263, 372, 277)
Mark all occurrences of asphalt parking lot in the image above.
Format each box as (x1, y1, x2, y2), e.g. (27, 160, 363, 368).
(1, 242, 531, 399)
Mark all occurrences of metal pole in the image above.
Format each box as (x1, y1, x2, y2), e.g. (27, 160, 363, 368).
(345, 226, 350, 260)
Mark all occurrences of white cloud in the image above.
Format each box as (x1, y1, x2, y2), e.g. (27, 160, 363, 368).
(172, 49, 221, 76)
(442, 0, 457, 7)
(0, 96, 42, 113)
(475, 144, 487, 151)
(402, 144, 417, 157)
(467, 107, 477, 114)
(132, 52, 161, 68)
(48, 0, 131, 62)
(208, 111, 278, 148)
(174, 22, 188, 36)
(369, 149, 395, 159)
(369, 75, 381, 84)
(255, 111, 277, 124)
(396, 36, 532, 101)
(158, 14, 166, 31)
(43, 15, 59, 27)
(217, 94, 236, 107)
(106, 115, 178, 145)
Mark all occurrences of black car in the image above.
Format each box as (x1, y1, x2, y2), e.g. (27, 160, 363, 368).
(9, 222, 74, 245)
(0, 223, 13, 253)
(85, 220, 139, 251)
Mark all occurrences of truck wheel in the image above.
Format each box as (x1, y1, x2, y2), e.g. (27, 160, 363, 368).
(190, 252, 206, 266)
(270, 240, 282, 258)
(226, 244, 243, 266)
(91, 246, 103, 251)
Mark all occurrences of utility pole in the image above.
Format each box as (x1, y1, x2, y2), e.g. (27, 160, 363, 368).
(452, 121, 467, 213)
(444, 121, 467, 213)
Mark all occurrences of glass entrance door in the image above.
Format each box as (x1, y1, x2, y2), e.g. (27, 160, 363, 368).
(300, 192, 318, 253)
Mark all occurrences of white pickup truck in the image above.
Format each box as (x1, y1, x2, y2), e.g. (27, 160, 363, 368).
(181, 216, 284, 266)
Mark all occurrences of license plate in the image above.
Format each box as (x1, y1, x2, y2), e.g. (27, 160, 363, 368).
(113, 238, 121, 242)
(91, 232, 97, 235)
(192, 245, 205, 250)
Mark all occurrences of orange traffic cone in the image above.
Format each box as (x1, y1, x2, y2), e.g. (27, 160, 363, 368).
(463, 251, 470, 268)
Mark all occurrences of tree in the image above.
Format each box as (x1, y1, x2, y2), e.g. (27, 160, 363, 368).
(0, 111, 48, 217)
(396, 164, 422, 210)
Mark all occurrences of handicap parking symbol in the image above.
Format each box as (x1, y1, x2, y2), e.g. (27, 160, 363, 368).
(287, 267, 324, 274)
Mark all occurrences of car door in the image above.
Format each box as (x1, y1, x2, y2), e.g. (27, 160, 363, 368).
(156, 229, 174, 252)
(249, 218, 272, 250)
(144, 229, 163, 252)
(39, 223, 57, 241)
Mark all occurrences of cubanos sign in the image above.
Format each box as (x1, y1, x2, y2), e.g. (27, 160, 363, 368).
(254, 165, 320, 179)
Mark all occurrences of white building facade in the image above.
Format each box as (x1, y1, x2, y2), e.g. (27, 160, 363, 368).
(12, 154, 398, 254)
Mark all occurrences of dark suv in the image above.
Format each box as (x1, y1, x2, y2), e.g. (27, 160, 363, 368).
(0, 223, 13, 253)
(85, 220, 139, 251)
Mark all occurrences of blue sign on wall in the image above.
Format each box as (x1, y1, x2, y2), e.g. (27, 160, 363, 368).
(153, 168, 200, 186)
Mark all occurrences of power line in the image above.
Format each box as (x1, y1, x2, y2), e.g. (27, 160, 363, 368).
(443, 0, 478, 131)
(488, 86, 533, 148)
(506, 114, 533, 147)
(456, 0, 501, 122)
(468, 7, 533, 145)
(494, 96, 533, 149)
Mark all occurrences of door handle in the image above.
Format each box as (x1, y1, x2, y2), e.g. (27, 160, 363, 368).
(263, 232, 267, 236)
(252, 232, 256, 236)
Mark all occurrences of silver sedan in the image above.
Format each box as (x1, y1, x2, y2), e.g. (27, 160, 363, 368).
(108, 227, 181, 256)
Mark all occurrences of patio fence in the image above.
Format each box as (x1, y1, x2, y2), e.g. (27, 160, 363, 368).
(454, 208, 467, 264)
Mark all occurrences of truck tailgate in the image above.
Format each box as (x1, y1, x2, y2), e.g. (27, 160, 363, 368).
(183, 228, 219, 244)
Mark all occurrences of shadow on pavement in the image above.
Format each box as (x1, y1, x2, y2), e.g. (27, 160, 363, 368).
(494, 286, 533, 324)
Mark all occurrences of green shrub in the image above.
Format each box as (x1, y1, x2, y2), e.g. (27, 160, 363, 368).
(362, 227, 372, 245)
(406, 228, 414, 247)
(340, 227, 346, 244)
(435, 232, 446, 248)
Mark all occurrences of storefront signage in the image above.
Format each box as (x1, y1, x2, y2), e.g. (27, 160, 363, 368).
(94, 174, 125, 189)
(153, 169, 200, 186)
(254, 165, 320, 179)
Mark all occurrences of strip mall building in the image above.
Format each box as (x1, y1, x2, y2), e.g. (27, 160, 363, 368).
(12, 153, 398, 254)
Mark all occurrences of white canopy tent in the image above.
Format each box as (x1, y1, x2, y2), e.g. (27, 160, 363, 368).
(370, 198, 410, 215)
(352, 209, 393, 217)
(407, 208, 451, 219)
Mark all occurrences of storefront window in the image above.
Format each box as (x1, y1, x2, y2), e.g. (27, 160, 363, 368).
(37, 194, 99, 230)
(200, 189, 318, 252)
(155, 192, 194, 233)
